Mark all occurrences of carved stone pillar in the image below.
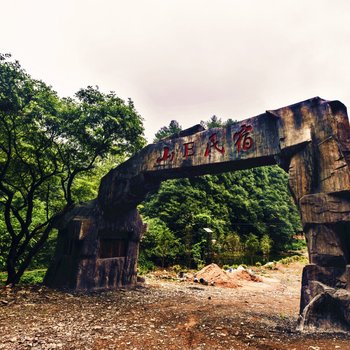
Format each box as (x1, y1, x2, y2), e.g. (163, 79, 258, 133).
(45, 204, 145, 291)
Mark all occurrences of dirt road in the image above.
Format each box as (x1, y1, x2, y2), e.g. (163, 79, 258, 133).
(1, 263, 350, 349)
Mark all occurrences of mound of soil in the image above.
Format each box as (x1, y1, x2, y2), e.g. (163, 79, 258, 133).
(231, 268, 262, 283)
(194, 263, 261, 288)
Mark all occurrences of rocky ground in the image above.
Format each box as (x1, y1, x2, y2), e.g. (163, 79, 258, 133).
(1, 262, 350, 350)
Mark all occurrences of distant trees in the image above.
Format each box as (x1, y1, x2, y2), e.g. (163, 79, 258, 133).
(140, 120, 302, 268)
(154, 120, 182, 142)
(0, 55, 145, 284)
(260, 234, 273, 262)
(244, 233, 260, 265)
(140, 217, 180, 267)
(219, 232, 242, 265)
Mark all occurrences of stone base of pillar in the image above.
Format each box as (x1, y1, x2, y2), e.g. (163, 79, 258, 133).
(44, 202, 144, 291)
(298, 264, 350, 332)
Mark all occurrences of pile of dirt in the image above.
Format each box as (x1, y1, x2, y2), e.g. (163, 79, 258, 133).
(194, 263, 261, 288)
(231, 268, 262, 282)
(194, 263, 240, 288)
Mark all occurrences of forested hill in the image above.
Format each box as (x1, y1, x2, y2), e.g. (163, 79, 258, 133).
(139, 120, 303, 269)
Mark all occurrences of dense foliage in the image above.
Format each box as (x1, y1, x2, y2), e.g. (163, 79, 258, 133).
(0, 55, 145, 284)
(140, 121, 302, 269)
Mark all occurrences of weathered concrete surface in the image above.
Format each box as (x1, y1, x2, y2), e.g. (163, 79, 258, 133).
(45, 97, 350, 332)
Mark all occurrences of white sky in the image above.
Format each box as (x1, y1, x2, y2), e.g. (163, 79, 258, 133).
(2, 0, 350, 142)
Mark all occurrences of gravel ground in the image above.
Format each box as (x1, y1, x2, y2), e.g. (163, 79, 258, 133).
(1, 264, 350, 350)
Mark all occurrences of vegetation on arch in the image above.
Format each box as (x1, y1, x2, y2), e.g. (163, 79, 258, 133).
(0, 54, 146, 284)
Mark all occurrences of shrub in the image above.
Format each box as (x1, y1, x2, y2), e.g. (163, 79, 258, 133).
(137, 259, 155, 275)
(20, 269, 47, 284)
(0, 269, 47, 285)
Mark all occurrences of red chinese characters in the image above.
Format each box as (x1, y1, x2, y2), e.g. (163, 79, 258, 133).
(204, 133, 225, 157)
(155, 126, 253, 166)
(156, 146, 174, 163)
(183, 142, 195, 158)
(233, 124, 253, 153)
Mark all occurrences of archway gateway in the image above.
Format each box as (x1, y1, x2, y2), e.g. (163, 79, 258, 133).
(45, 97, 350, 331)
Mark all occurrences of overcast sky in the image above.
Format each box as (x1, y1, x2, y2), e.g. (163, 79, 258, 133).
(2, 0, 350, 142)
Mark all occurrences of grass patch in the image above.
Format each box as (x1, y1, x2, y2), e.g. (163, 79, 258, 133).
(278, 255, 308, 265)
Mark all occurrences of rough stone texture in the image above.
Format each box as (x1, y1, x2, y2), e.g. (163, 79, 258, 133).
(298, 279, 350, 332)
(97, 111, 283, 216)
(45, 204, 145, 290)
(46, 96, 350, 331)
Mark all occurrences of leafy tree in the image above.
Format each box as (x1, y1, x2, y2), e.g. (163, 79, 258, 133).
(0, 56, 145, 284)
(260, 234, 272, 262)
(244, 233, 260, 265)
(154, 120, 182, 142)
(191, 213, 225, 264)
(201, 115, 236, 129)
(191, 240, 206, 268)
(204, 115, 223, 128)
(140, 217, 179, 267)
(219, 232, 243, 265)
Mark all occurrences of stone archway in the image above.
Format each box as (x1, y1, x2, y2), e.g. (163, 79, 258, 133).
(45, 97, 350, 331)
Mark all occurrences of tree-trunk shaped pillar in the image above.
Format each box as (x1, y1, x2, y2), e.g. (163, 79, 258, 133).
(270, 101, 350, 331)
